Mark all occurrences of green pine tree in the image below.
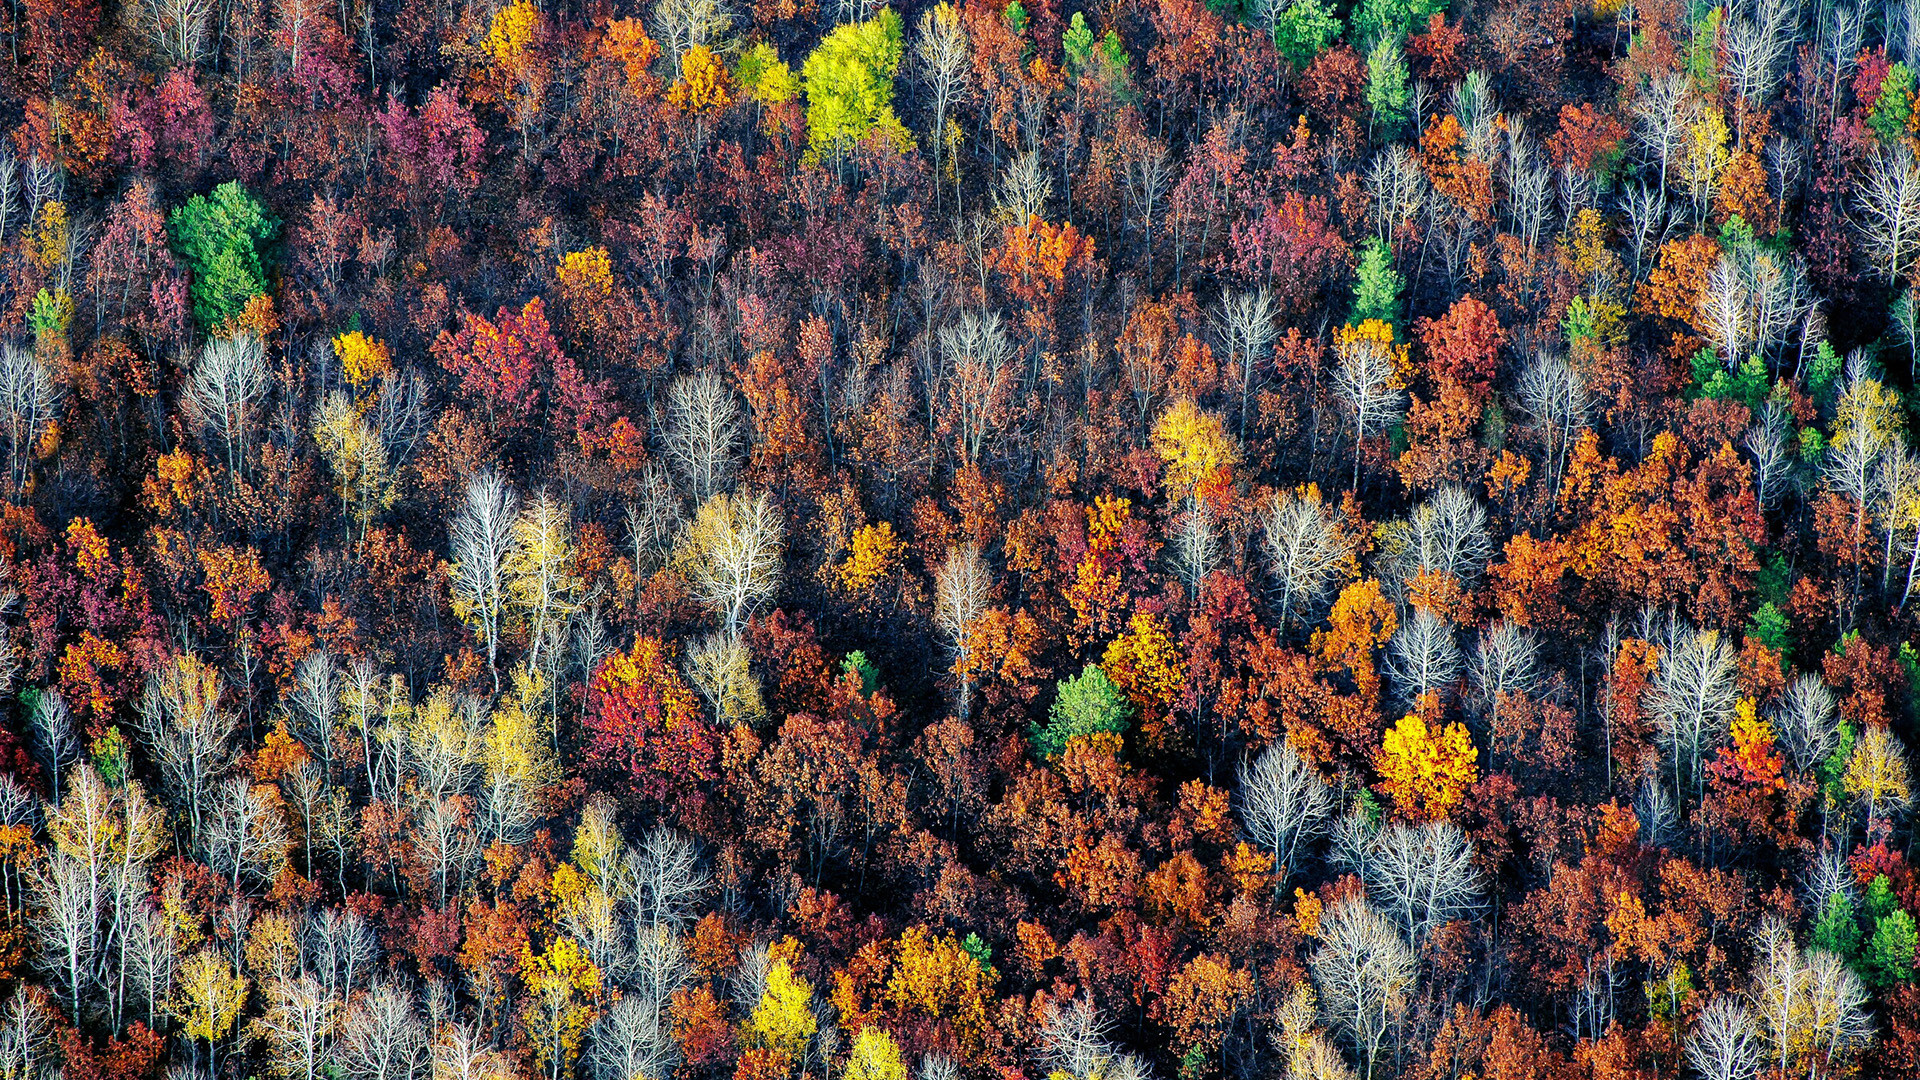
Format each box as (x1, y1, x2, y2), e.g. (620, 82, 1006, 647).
(1352, 237, 1403, 327)
(1811, 890, 1862, 961)
(167, 181, 279, 330)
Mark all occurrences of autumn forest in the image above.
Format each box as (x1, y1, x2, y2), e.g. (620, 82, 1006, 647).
(0, 0, 1916, 1078)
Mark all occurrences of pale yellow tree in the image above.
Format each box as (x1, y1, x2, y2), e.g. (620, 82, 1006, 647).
(312, 391, 396, 542)
(173, 949, 250, 1078)
(1845, 724, 1912, 822)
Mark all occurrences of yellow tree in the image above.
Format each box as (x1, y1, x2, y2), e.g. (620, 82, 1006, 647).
(844, 1027, 908, 1080)
(519, 936, 602, 1080)
(745, 958, 818, 1073)
(1846, 724, 1912, 823)
(173, 950, 249, 1077)
(312, 392, 395, 542)
(1375, 709, 1479, 821)
(1150, 397, 1240, 502)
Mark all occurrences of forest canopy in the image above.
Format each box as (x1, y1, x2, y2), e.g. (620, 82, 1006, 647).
(0, 0, 1917, 1079)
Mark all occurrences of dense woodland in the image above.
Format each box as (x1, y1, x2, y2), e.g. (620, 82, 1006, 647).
(0, 0, 1918, 1078)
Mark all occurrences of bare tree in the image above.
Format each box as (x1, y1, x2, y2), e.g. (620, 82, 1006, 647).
(1698, 246, 1811, 368)
(1332, 331, 1406, 488)
(1686, 996, 1763, 1080)
(1633, 73, 1692, 193)
(1310, 898, 1415, 1080)
(1745, 399, 1792, 510)
(308, 907, 379, 1001)
(203, 776, 290, 894)
(674, 491, 783, 637)
(1122, 135, 1173, 283)
(1515, 350, 1588, 491)
(0, 346, 60, 503)
(1362, 820, 1482, 944)
(183, 334, 268, 478)
(1168, 504, 1221, 597)
(1376, 485, 1491, 596)
(1385, 609, 1462, 708)
(1773, 675, 1840, 774)
(1645, 625, 1740, 801)
(932, 544, 990, 719)
(915, 3, 969, 212)
(1467, 620, 1539, 726)
(664, 372, 742, 504)
(251, 975, 337, 1080)
(1751, 915, 1871, 1077)
(1620, 181, 1675, 280)
(23, 690, 75, 803)
(448, 471, 519, 691)
(339, 979, 428, 1080)
(590, 993, 677, 1080)
(286, 650, 342, 777)
(1214, 288, 1278, 436)
(936, 313, 1017, 467)
(1237, 741, 1334, 885)
(415, 795, 475, 905)
(995, 151, 1052, 222)
(432, 1022, 513, 1080)
(134, 655, 236, 839)
(1857, 144, 1920, 283)
(635, 827, 706, 930)
(1260, 488, 1351, 631)
(27, 854, 96, 1020)
(122, 904, 178, 1029)
(625, 467, 684, 603)
(1366, 146, 1427, 246)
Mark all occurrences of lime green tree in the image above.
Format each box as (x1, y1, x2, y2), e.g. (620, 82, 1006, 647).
(167, 182, 278, 330)
(1031, 664, 1133, 758)
(1272, 0, 1342, 68)
(802, 9, 914, 163)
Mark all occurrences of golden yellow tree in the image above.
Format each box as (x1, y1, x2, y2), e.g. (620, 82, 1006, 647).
(1151, 397, 1240, 500)
(519, 936, 602, 1080)
(1375, 710, 1479, 821)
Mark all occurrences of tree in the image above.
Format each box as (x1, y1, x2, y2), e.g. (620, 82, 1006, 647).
(250, 976, 337, 1080)
(1332, 321, 1406, 486)
(173, 950, 248, 1078)
(673, 491, 783, 637)
(133, 654, 236, 839)
(166, 181, 277, 329)
(1375, 712, 1478, 822)
(313, 392, 396, 541)
(844, 1027, 907, 1080)
(1031, 665, 1134, 759)
(1362, 820, 1481, 943)
(1644, 626, 1739, 801)
(914, 4, 968, 209)
(1215, 288, 1278, 436)
(449, 471, 520, 691)
(933, 544, 990, 719)
(0, 346, 60, 503)
(1751, 915, 1872, 1077)
(1857, 145, 1920, 283)
(182, 334, 267, 478)
(1384, 609, 1462, 708)
(664, 372, 741, 504)
(802, 9, 912, 163)
(744, 959, 816, 1064)
(1311, 898, 1415, 1080)
(1514, 351, 1588, 491)
(583, 637, 715, 806)
(203, 776, 289, 894)
(506, 493, 582, 686)
(338, 979, 428, 1080)
(1271, 0, 1343, 68)
(1237, 741, 1334, 884)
